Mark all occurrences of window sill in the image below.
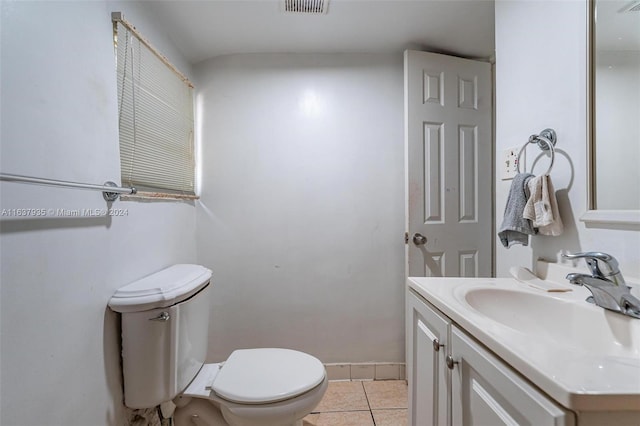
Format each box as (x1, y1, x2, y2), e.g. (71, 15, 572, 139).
(120, 191, 199, 202)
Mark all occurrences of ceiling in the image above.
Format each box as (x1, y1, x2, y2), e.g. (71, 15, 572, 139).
(138, 0, 496, 65)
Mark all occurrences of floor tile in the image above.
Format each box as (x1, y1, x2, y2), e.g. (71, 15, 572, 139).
(371, 409, 408, 426)
(305, 413, 321, 424)
(303, 411, 375, 426)
(363, 380, 408, 409)
(313, 381, 370, 412)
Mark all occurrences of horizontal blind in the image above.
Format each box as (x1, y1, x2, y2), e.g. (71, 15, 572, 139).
(115, 20, 195, 195)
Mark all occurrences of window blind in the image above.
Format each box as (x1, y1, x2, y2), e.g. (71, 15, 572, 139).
(114, 18, 195, 195)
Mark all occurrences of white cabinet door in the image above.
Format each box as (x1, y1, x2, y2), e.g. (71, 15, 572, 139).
(406, 289, 450, 426)
(450, 326, 575, 426)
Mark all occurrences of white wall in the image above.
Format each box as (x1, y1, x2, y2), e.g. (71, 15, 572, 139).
(495, 0, 640, 278)
(0, 2, 196, 425)
(195, 53, 406, 363)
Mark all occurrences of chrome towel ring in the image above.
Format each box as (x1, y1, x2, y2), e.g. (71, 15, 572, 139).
(516, 128, 557, 176)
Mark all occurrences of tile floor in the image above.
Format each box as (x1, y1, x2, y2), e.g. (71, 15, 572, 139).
(303, 380, 408, 426)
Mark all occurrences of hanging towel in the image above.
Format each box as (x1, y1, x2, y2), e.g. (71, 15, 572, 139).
(523, 176, 545, 225)
(498, 172, 536, 248)
(534, 175, 564, 237)
(523, 175, 563, 236)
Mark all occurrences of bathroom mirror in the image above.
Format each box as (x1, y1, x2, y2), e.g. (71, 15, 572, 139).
(584, 0, 640, 224)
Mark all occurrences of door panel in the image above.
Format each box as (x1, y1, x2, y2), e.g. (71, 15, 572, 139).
(406, 290, 450, 426)
(405, 50, 492, 277)
(450, 327, 574, 426)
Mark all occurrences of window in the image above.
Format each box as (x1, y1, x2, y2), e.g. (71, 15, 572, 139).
(112, 12, 195, 196)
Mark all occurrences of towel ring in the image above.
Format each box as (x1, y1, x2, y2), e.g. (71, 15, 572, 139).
(516, 129, 557, 176)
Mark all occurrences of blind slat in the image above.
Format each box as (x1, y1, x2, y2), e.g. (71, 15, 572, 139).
(116, 21, 195, 195)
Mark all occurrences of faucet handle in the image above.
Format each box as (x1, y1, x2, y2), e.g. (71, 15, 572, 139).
(562, 251, 615, 262)
(562, 251, 619, 269)
(562, 252, 621, 281)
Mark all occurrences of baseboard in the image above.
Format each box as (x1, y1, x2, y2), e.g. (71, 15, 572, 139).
(324, 362, 406, 381)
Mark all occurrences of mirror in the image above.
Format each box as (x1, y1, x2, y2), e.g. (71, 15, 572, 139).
(586, 0, 640, 224)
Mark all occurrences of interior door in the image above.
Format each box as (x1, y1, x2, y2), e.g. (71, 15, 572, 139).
(405, 50, 492, 278)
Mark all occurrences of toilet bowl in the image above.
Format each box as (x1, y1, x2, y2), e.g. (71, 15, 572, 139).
(174, 355, 328, 426)
(108, 264, 327, 426)
(174, 348, 327, 426)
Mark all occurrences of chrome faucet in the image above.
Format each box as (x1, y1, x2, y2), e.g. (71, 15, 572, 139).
(562, 252, 640, 319)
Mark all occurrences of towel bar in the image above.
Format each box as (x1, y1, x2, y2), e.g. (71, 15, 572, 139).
(0, 172, 136, 201)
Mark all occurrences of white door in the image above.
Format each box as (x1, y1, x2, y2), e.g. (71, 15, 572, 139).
(405, 50, 492, 277)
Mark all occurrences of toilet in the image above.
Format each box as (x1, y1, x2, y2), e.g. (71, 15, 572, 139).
(108, 264, 327, 426)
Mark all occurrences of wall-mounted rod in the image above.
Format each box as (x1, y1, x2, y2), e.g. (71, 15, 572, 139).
(0, 172, 136, 201)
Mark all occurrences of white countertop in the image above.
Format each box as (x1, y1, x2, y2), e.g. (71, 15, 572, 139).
(407, 263, 640, 411)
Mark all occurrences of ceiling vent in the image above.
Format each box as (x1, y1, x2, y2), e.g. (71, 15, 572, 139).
(283, 0, 329, 14)
(619, 1, 640, 13)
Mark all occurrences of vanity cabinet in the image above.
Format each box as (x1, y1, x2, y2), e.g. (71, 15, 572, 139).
(406, 288, 450, 425)
(407, 288, 575, 426)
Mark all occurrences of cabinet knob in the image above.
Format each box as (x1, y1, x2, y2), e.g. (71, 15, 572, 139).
(446, 355, 458, 370)
(433, 338, 444, 352)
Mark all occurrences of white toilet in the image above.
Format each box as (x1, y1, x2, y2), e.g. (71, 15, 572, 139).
(108, 264, 327, 426)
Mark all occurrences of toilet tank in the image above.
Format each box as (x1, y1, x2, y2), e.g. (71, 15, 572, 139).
(108, 264, 212, 409)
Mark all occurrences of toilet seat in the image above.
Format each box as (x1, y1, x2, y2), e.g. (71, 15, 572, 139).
(212, 348, 326, 404)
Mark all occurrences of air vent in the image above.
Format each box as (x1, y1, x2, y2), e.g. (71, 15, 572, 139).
(283, 0, 329, 14)
(619, 1, 640, 12)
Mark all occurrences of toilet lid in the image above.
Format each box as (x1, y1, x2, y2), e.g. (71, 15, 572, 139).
(108, 264, 212, 312)
(212, 348, 326, 404)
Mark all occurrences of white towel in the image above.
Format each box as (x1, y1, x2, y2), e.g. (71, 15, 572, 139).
(523, 175, 563, 236)
(523, 176, 545, 225)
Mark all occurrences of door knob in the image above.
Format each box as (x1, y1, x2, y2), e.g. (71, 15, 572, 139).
(412, 233, 428, 245)
(446, 355, 459, 370)
(432, 338, 444, 352)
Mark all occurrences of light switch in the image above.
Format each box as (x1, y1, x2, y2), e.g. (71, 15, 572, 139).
(501, 147, 522, 180)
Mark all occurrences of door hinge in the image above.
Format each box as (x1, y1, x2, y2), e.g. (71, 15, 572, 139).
(404, 232, 409, 244)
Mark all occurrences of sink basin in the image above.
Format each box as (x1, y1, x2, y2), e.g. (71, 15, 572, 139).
(409, 270, 640, 410)
(461, 288, 640, 358)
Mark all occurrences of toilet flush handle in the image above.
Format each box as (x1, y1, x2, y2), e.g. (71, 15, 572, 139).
(149, 311, 170, 322)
